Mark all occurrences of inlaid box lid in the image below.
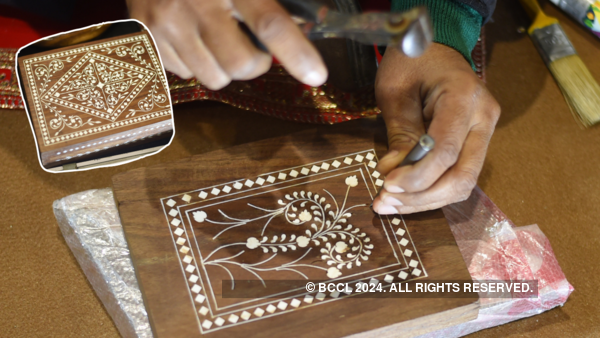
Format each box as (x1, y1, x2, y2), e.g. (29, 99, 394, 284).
(18, 30, 173, 168)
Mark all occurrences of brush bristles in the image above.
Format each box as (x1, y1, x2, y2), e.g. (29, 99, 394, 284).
(549, 55, 600, 127)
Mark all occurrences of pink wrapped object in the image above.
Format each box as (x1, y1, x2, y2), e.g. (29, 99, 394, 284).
(420, 187, 575, 337)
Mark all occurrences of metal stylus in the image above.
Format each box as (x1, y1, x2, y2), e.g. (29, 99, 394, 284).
(398, 134, 435, 167)
(370, 134, 435, 210)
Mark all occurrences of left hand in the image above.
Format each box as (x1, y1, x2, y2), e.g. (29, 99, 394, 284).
(372, 43, 500, 215)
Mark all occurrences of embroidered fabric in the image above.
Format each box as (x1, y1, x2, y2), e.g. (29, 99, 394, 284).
(52, 185, 572, 338)
(3, 34, 486, 124)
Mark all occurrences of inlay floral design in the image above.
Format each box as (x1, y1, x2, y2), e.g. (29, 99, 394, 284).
(193, 176, 371, 287)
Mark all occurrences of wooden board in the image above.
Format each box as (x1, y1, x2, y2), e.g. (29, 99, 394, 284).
(18, 31, 173, 168)
(112, 130, 478, 337)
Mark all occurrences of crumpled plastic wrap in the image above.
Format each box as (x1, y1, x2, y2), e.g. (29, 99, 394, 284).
(53, 186, 572, 338)
(53, 189, 152, 338)
(417, 187, 574, 337)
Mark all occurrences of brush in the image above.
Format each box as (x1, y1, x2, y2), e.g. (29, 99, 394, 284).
(519, 0, 600, 127)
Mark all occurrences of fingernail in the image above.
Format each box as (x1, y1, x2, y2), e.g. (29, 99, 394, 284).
(383, 196, 403, 206)
(375, 204, 398, 215)
(302, 70, 326, 87)
(385, 185, 405, 193)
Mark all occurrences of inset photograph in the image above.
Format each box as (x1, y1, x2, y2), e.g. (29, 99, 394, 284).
(16, 20, 173, 171)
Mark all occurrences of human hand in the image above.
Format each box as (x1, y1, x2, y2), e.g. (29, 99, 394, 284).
(372, 43, 500, 215)
(127, 0, 328, 90)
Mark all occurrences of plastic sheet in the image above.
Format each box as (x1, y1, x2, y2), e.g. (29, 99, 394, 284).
(53, 186, 572, 338)
(419, 187, 574, 337)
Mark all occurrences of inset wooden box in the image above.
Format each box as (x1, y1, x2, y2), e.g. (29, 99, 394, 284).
(18, 29, 173, 169)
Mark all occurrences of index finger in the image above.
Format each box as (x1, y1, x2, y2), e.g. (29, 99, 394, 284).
(232, 0, 328, 86)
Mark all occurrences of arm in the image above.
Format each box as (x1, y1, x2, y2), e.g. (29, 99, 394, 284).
(372, 0, 501, 215)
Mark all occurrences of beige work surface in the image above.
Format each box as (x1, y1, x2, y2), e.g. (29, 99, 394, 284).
(1, 0, 599, 336)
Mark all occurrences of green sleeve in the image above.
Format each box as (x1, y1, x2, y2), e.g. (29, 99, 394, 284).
(391, 0, 483, 69)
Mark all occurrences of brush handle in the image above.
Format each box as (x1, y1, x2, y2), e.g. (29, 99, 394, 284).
(519, 0, 560, 33)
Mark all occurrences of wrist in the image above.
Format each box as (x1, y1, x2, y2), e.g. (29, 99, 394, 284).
(391, 0, 482, 70)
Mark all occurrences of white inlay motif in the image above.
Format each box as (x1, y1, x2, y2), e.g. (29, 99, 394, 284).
(266, 176, 276, 183)
(211, 188, 221, 196)
(234, 182, 244, 190)
(254, 308, 265, 317)
(289, 170, 299, 177)
(256, 178, 266, 186)
(266, 304, 277, 313)
(199, 191, 208, 199)
(222, 185, 232, 193)
(214, 317, 225, 326)
(240, 311, 251, 320)
(196, 176, 371, 285)
(166, 199, 176, 207)
(301, 168, 310, 175)
(199, 306, 209, 316)
(332, 160, 341, 168)
(278, 173, 287, 180)
(228, 314, 239, 323)
(182, 194, 191, 202)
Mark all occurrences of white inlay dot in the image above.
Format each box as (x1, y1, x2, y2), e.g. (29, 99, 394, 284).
(240, 311, 251, 320)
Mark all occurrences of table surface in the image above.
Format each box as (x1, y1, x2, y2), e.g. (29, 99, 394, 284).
(1, 0, 599, 337)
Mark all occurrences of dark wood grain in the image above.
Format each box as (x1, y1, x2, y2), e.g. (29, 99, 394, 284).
(112, 129, 478, 337)
(17, 31, 173, 168)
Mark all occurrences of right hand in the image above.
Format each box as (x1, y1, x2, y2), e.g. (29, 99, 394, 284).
(127, 0, 328, 90)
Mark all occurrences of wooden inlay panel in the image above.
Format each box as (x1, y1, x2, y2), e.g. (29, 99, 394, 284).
(112, 131, 477, 337)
